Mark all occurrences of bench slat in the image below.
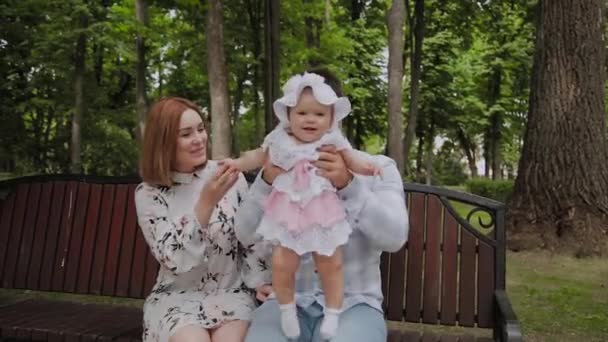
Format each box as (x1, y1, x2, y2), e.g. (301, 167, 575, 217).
(27, 182, 55, 289)
(405, 192, 425, 322)
(0, 188, 16, 285)
(103, 184, 129, 296)
(387, 330, 404, 342)
(459, 228, 477, 327)
(15, 183, 42, 289)
(64, 182, 91, 293)
(52, 181, 78, 292)
(477, 241, 495, 328)
(39, 181, 67, 291)
(116, 184, 139, 297)
(0, 299, 142, 341)
(3, 183, 30, 288)
(130, 199, 149, 298)
(77, 183, 103, 294)
(402, 330, 422, 342)
(422, 195, 442, 324)
(440, 210, 459, 325)
(421, 332, 439, 341)
(380, 250, 390, 313)
(90, 184, 116, 295)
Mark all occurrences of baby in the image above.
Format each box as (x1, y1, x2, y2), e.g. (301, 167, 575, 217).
(226, 71, 379, 340)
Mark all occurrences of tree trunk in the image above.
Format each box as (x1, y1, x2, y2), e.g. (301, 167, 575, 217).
(157, 61, 163, 97)
(232, 72, 246, 156)
(506, 0, 608, 257)
(206, 0, 232, 159)
(424, 134, 433, 185)
(386, 0, 405, 174)
(304, 0, 322, 66)
(264, 0, 280, 134)
(415, 135, 424, 181)
(135, 0, 149, 143)
(93, 42, 103, 85)
(70, 15, 87, 174)
(483, 131, 491, 178)
(246, 0, 264, 145)
(456, 126, 478, 178)
(488, 67, 503, 179)
(403, 0, 424, 176)
(342, 0, 363, 144)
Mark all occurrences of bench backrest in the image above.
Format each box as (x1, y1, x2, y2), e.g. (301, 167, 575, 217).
(0, 176, 505, 329)
(383, 183, 505, 329)
(0, 176, 156, 299)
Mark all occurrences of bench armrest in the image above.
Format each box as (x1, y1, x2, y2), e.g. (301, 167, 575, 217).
(494, 290, 522, 342)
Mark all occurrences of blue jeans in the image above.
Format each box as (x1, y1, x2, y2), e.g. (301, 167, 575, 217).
(245, 300, 387, 342)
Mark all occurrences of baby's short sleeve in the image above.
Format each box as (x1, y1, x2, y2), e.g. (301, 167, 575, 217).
(321, 130, 352, 151)
(261, 127, 282, 152)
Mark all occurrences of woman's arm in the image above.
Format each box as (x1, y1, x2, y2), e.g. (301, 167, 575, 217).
(135, 183, 211, 275)
(135, 165, 240, 275)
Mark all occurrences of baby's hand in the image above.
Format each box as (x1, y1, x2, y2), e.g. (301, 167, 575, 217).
(218, 158, 241, 171)
(370, 164, 382, 177)
(351, 162, 382, 176)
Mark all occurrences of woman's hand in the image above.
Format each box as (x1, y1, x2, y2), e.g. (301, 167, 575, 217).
(261, 158, 285, 185)
(195, 164, 239, 225)
(255, 284, 274, 302)
(313, 145, 353, 189)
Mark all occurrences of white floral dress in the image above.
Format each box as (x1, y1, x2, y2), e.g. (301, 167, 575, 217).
(134, 161, 270, 342)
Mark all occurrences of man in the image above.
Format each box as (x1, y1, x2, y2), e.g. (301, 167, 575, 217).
(235, 145, 409, 342)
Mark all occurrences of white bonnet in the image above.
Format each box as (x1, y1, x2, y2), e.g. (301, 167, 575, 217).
(273, 72, 351, 128)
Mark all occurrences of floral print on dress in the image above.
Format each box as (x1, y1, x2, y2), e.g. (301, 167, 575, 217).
(135, 161, 271, 342)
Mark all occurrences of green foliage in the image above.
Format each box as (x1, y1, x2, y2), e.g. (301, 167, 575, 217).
(1, 0, 536, 179)
(465, 178, 514, 202)
(432, 140, 467, 186)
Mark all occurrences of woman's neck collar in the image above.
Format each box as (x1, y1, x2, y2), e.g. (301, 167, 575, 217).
(170, 161, 210, 184)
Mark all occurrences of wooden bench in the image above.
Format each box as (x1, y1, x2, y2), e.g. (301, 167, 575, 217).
(0, 175, 521, 341)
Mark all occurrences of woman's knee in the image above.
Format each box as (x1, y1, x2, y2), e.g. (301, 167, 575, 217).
(169, 325, 211, 342)
(211, 320, 249, 342)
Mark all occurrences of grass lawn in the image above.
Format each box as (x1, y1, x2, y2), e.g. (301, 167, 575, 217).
(507, 251, 608, 341)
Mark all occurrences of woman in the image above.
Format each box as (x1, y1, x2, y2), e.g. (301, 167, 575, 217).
(135, 97, 268, 342)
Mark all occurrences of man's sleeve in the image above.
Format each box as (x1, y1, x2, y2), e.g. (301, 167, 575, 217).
(338, 155, 409, 252)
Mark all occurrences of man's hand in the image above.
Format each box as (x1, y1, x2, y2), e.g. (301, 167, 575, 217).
(255, 284, 274, 302)
(313, 145, 353, 189)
